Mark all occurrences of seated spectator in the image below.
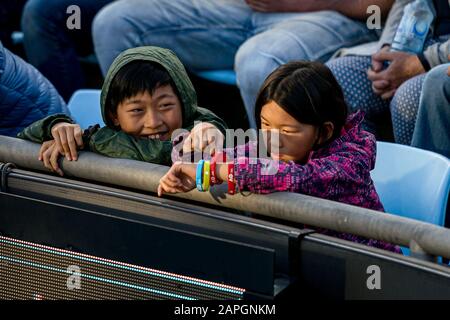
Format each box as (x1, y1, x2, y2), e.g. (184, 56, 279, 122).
(158, 61, 401, 253)
(17, 46, 227, 176)
(21, 0, 114, 101)
(0, 41, 67, 137)
(411, 61, 450, 158)
(93, 0, 393, 128)
(326, 0, 450, 145)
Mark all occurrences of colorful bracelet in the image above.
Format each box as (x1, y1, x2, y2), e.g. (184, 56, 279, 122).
(202, 160, 210, 192)
(210, 156, 217, 186)
(227, 162, 236, 195)
(196, 160, 205, 192)
(212, 152, 226, 185)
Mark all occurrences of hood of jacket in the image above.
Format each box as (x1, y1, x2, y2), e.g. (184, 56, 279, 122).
(100, 46, 198, 128)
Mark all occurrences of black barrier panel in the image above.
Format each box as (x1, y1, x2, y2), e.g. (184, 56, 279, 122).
(5, 169, 450, 300)
(0, 192, 275, 297)
(0, 235, 245, 300)
(297, 234, 450, 300)
(5, 170, 304, 278)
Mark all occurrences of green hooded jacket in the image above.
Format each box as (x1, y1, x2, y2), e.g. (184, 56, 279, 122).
(18, 46, 228, 165)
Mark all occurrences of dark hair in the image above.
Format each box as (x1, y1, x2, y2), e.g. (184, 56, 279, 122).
(254, 61, 348, 143)
(105, 60, 180, 127)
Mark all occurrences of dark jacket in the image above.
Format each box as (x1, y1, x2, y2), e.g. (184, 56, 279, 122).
(0, 41, 67, 137)
(18, 46, 227, 165)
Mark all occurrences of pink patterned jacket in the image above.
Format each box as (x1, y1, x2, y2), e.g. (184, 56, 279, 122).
(231, 111, 401, 253)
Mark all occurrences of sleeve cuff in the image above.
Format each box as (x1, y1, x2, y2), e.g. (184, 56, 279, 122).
(43, 115, 74, 140)
(417, 53, 431, 71)
(82, 124, 100, 147)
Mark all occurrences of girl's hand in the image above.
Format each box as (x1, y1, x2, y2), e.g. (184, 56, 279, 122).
(38, 140, 65, 176)
(158, 162, 197, 196)
(51, 122, 84, 161)
(183, 123, 224, 156)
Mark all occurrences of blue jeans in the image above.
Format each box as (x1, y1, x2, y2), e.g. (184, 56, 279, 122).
(93, 0, 378, 128)
(411, 64, 450, 158)
(21, 0, 113, 101)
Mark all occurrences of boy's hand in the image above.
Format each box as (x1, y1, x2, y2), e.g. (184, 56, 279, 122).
(38, 140, 65, 176)
(184, 123, 224, 156)
(51, 122, 84, 161)
(158, 162, 197, 196)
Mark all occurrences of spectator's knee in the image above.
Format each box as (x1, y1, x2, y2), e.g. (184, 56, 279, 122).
(390, 80, 417, 120)
(424, 64, 449, 91)
(420, 65, 450, 115)
(93, 3, 135, 74)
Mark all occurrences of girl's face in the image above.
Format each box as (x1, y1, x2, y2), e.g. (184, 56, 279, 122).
(260, 101, 324, 164)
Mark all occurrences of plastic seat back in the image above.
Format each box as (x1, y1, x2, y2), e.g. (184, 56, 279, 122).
(67, 89, 104, 129)
(372, 141, 450, 226)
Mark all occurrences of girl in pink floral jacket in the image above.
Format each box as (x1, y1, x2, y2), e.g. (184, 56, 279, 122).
(158, 61, 401, 253)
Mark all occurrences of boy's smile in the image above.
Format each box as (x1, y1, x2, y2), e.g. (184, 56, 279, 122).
(112, 85, 183, 141)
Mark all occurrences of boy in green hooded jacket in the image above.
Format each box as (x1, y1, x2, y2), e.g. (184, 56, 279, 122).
(18, 46, 227, 175)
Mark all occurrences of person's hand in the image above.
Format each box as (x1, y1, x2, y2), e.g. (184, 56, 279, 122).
(369, 46, 392, 97)
(38, 140, 65, 176)
(157, 162, 197, 196)
(51, 122, 84, 161)
(371, 46, 391, 73)
(245, 0, 315, 12)
(183, 123, 224, 156)
(367, 50, 426, 100)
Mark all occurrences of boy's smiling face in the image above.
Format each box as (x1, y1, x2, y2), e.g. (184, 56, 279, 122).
(112, 84, 183, 141)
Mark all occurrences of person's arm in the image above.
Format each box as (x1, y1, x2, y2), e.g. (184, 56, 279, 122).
(314, 0, 394, 19)
(89, 127, 174, 165)
(231, 156, 343, 196)
(88, 106, 227, 165)
(188, 107, 228, 136)
(368, 49, 426, 99)
(158, 151, 372, 200)
(17, 114, 74, 143)
(245, 0, 394, 20)
(179, 106, 228, 156)
(368, 39, 450, 99)
(422, 39, 450, 70)
(377, 0, 413, 48)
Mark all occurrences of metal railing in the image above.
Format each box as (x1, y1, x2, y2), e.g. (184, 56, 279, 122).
(1, 135, 449, 260)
